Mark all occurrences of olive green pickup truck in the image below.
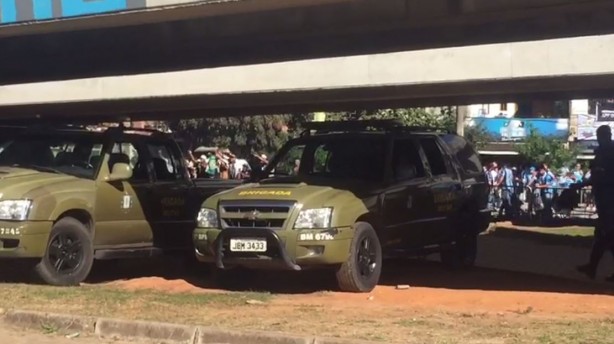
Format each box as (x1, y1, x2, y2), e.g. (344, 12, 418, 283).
(0, 125, 242, 286)
(193, 120, 491, 292)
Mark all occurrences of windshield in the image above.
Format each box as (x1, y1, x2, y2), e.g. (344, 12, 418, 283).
(0, 135, 105, 179)
(267, 136, 387, 182)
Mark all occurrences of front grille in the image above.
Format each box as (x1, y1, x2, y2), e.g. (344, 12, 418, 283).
(219, 200, 296, 230)
(223, 206, 290, 213)
(223, 219, 285, 228)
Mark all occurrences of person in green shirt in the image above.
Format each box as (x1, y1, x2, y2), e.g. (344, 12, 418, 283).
(206, 153, 219, 178)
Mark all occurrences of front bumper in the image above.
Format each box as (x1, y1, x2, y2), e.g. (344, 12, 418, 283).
(0, 221, 53, 258)
(194, 227, 352, 270)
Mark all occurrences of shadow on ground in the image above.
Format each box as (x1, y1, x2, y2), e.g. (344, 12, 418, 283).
(81, 256, 614, 296)
(0, 234, 612, 296)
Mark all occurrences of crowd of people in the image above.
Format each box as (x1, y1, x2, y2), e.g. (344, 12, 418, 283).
(184, 148, 269, 180)
(487, 125, 614, 282)
(485, 161, 593, 220)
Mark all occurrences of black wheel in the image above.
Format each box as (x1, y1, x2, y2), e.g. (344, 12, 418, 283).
(34, 217, 94, 286)
(440, 233, 478, 269)
(441, 208, 480, 269)
(336, 222, 382, 293)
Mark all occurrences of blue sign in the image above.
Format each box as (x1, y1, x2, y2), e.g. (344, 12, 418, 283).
(471, 118, 569, 142)
(0, 0, 145, 25)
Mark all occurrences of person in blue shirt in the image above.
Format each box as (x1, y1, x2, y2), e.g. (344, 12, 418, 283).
(558, 171, 575, 189)
(521, 166, 537, 190)
(498, 163, 515, 219)
(573, 163, 584, 184)
(535, 164, 557, 219)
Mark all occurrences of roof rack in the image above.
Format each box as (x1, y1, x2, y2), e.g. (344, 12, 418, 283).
(105, 124, 170, 139)
(0, 121, 169, 138)
(300, 119, 452, 136)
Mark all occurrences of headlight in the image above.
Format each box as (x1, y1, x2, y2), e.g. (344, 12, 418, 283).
(0, 200, 32, 221)
(197, 208, 218, 228)
(294, 208, 332, 229)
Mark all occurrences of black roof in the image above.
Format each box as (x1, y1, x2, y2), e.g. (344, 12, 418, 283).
(300, 119, 453, 137)
(0, 123, 170, 140)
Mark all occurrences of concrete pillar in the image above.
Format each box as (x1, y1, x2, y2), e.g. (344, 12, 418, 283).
(456, 106, 468, 136)
(569, 99, 589, 142)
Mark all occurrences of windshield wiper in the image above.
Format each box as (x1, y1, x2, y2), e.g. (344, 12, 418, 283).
(12, 164, 62, 174)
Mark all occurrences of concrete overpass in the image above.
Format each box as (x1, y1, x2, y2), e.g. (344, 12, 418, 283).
(1, 33, 614, 122)
(3, 0, 614, 86)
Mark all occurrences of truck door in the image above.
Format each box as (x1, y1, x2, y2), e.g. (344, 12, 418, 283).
(418, 136, 463, 243)
(146, 141, 194, 251)
(382, 138, 430, 250)
(94, 141, 154, 248)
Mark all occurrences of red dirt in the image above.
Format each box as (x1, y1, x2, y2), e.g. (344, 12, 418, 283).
(107, 273, 614, 317)
(99, 232, 614, 319)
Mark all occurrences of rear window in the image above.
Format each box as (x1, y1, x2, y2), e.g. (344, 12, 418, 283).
(441, 134, 482, 175)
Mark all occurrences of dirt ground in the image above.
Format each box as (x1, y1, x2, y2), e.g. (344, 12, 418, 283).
(99, 226, 614, 317)
(2, 227, 614, 343)
(103, 261, 614, 317)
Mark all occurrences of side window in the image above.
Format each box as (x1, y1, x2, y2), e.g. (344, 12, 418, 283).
(419, 138, 449, 176)
(312, 144, 331, 173)
(441, 134, 482, 174)
(148, 143, 181, 181)
(272, 145, 305, 176)
(110, 142, 148, 181)
(88, 144, 104, 169)
(392, 139, 426, 180)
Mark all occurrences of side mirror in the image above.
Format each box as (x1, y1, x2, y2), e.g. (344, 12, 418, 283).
(107, 162, 133, 182)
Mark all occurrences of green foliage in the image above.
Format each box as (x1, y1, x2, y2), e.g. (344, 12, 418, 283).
(166, 107, 498, 158)
(324, 107, 456, 130)
(168, 114, 310, 157)
(464, 124, 493, 150)
(517, 127, 578, 169)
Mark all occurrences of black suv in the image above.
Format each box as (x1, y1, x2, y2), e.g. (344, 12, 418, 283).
(194, 120, 491, 292)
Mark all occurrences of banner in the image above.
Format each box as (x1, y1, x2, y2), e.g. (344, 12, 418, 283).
(577, 113, 614, 140)
(469, 118, 569, 142)
(597, 99, 614, 122)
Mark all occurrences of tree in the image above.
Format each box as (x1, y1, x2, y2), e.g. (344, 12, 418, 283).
(167, 107, 477, 157)
(464, 124, 493, 151)
(323, 107, 456, 129)
(168, 114, 311, 157)
(517, 127, 578, 169)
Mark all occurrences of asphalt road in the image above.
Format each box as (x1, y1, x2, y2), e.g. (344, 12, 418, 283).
(0, 325, 140, 344)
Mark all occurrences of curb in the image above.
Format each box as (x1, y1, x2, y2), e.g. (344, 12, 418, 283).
(1, 309, 377, 344)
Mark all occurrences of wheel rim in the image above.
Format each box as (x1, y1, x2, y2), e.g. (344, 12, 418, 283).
(356, 236, 377, 278)
(47, 233, 83, 274)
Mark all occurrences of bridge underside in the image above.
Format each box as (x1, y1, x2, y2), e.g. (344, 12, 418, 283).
(1, 76, 613, 124)
(3, 0, 614, 85)
(1, 34, 614, 122)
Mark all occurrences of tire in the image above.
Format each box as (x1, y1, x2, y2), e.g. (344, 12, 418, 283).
(336, 222, 382, 293)
(440, 233, 478, 269)
(34, 217, 94, 286)
(440, 209, 479, 269)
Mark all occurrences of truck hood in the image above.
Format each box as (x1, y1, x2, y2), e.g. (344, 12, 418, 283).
(0, 167, 81, 199)
(216, 176, 381, 206)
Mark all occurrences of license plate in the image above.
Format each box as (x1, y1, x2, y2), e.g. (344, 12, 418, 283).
(229, 238, 267, 252)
